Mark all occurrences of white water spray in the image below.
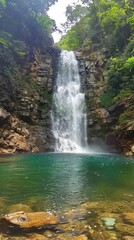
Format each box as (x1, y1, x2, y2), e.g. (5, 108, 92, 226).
(52, 50, 87, 152)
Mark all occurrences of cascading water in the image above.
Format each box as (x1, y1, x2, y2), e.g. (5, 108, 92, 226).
(52, 50, 87, 152)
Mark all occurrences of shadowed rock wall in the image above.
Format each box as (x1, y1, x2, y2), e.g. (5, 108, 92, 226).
(0, 47, 60, 153)
(75, 50, 134, 155)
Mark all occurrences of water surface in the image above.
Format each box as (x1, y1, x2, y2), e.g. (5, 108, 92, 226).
(0, 153, 133, 212)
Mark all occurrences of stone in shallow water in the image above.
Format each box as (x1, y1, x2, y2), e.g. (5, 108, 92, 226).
(3, 211, 58, 228)
(123, 213, 134, 225)
(102, 217, 116, 229)
(28, 233, 47, 239)
(122, 237, 134, 240)
(115, 223, 134, 235)
(89, 229, 118, 240)
(72, 235, 88, 240)
(8, 204, 32, 213)
(81, 201, 100, 210)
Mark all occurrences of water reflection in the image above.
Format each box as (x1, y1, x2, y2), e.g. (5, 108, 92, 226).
(0, 153, 134, 211)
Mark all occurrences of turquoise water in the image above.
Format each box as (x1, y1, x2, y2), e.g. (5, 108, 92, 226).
(0, 153, 134, 212)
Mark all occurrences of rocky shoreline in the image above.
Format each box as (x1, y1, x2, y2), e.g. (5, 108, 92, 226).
(0, 198, 134, 239)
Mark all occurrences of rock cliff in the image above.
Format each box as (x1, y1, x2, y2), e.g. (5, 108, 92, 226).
(0, 46, 133, 155)
(75, 50, 134, 156)
(0, 47, 60, 153)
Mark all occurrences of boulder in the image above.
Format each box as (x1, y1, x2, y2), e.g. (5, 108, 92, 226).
(131, 145, 134, 153)
(122, 236, 134, 240)
(115, 223, 134, 235)
(0, 107, 10, 124)
(4, 211, 58, 228)
(122, 213, 134, 225)
(72, 235, 88, 240)
(122, 237, 134, 240)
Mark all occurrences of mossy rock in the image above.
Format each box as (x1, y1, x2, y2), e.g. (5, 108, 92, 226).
(83, 52, 97, 61)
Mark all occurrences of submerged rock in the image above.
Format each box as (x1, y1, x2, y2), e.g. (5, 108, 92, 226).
(3, 211, 58, 229)
(122, 237, 134, 240)
(122, 213, 134, 225)
(102, 217, 116, 229)
(8, 204, 32, 213)
(115, 223, 134, 235)
(72, 235, 88, 240)
(28, 233, 47, 239)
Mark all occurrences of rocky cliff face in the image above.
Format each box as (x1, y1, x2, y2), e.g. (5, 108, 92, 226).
(75, 50, 134, 156)
(0, 46, 133, 155)
(0, 47, 60, 154)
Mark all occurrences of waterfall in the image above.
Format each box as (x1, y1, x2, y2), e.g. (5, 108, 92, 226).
(52, 50, 87, 152)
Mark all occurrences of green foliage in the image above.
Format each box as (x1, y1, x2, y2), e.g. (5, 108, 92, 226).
(59, 0, 133, 53)
(58, 26, 81, 50)
(0, 31, 12, 48)
(33, 83, 52, 105)
(127, 15, 134, 29)
(0, 0, 6, 16)
(0, 0, 57, 85)
(106, 53, 134, 95)
(99, 92, 114, 108)
(58, 16, 91, 50)
(118, 113, 129, 125)
(124, 36, 134, 56)
(0, 31, 27, 64)
(124, 56, 134, 72)
(63, 4, 89, 30)
(99, 2, 126, 34)
(36, 14, 56, 34)
(113, 88, 132, 102)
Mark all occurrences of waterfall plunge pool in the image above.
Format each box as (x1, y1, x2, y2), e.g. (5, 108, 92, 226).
(0, 153, 134, 239)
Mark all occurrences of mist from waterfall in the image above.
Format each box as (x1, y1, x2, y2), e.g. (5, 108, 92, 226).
(52, 50, 87, 152)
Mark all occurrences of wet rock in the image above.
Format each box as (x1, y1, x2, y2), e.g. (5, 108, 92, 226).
(8, 133, 30, 152)
(72, 235, 88, 240)
(122, 213, 134, 225)
(122, 237, 134, 240)
(115, 223, 134, 235)
(0, 108, 10, 124)
(91, 230, 118, 240)
(131, 145, 134, 153)
(28, 233, 47, 239)
(43, 230, 55, 238)
(102, 217, 116, 229)
(26, 196, 47, 212)
(100, 213, 120, 219)
(81, 201, 100, 210)
(4, 211, 58, 228)
(0, 234, 22, 240)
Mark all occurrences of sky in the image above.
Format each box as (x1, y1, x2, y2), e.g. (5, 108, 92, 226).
(48, 0, 80, 43)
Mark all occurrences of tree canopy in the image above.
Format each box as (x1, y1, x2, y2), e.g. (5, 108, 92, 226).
(58, 0, 134, 52)
(0, 0, 57, 77)
(57, 0, 134, 107)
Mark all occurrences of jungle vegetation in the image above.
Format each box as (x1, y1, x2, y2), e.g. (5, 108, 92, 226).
(58, 0, 134, 107)
(0, 0, 57, 77)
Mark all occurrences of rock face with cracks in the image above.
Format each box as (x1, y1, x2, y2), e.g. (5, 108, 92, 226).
(0, 47, 60, 154)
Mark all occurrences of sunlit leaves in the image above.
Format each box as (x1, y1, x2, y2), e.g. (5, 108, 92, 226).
(36, 14, 56, 34)
(0, 0, 6, 17)
(0, 31, 12, 48)
(127, 15, 134, 29)
(124, 56, 134, 72)
(98, 2, 126, 34)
